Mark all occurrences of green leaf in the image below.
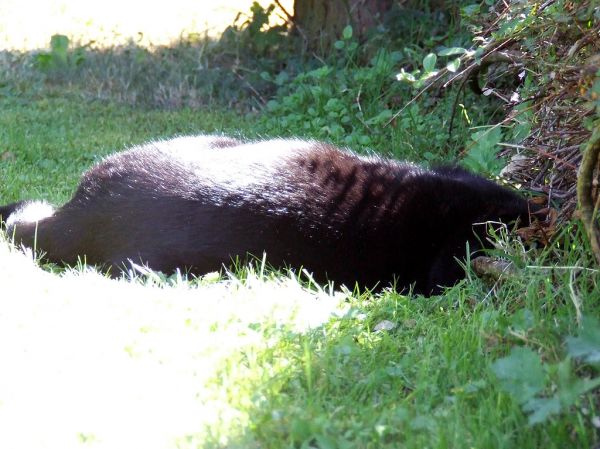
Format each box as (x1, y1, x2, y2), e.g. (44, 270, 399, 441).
(410, 414, 437, 431)
(509, 309, 535, 332)
(290, 418, 311, 442)
(334, 40, 345, 50)
(365, 109, 393, 126)
(463, 126, 505, 175)
(423, 151, 436, 161)
(423, 53, 437, 73)
(266, 100, 280, 111)
(342, 25, 353, 40)
(390, 51, 403, 62)
(324, 98, 345, 112)
(522, 396, 561, 425)
(491, 347, 546, 404)
(556, 358, 600, 405)
(396, 69, 416, 83)
(358, 135, 371, 145)
(73, 47, 86, 66)
(446, 58, 461, 73)
(522, 358, 600, 425)
(566, 316, 600, 364)
(438, 47, 467, 56)
(461, 4, 481, 17)
(314, 434, 337, 449)
(50, 34, 69, 52)
(511, 119, 532, 142)
(274, 71, 289, 85)
(34, 53, 53, 70)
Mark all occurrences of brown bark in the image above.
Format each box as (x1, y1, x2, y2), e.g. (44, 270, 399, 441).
(577, 127, 600, 265)
(293, 0, 393, 49)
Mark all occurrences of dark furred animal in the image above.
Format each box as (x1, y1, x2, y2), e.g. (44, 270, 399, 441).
(1, 135, 534, 295)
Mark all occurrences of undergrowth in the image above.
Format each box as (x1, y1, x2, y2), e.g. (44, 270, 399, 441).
(0, 0, 497, 162)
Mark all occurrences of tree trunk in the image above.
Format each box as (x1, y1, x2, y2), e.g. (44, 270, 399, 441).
(293, 0, 393, 49)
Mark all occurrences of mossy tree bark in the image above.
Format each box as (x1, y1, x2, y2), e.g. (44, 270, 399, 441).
(577, 127, 600, 265)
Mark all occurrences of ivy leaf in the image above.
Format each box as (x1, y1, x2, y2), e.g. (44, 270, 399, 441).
(342, 25, 353, 40)
(423, 53, 437, 73)
(334, 40, 345, 50)
(566, 316, 600, 364)
(446, 58, 461, 73)
(491, 347, 545, 404)
(438, 47, 467, 56)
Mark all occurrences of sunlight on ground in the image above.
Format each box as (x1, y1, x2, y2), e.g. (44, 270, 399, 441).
(0, 0, 293, 50)
(0, 241, 346, 448)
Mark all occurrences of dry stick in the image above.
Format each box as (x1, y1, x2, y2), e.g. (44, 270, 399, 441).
(273, 0, 310, 43)
(497, 143, 579, 171)
(233, 71, 266, 106)
(446, 71, 470, 143)
(442, 39, 515, 89)
(273, 0, 295, 23)
(577, 127, 600, 265)
(383, 71, 447, 127)
(355, 85, 371, 131)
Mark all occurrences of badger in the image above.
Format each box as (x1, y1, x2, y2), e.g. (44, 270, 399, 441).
(0, 135, 534, 295)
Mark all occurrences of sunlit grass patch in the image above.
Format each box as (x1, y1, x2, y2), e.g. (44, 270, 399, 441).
(0, 235, 347, 448)
(0, 96, 251, 204)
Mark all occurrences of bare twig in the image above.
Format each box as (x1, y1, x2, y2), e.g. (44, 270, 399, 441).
(273, 0, 295, 24)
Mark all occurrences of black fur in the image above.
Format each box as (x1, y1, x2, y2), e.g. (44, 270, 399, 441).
(0, 201, 27, 225)
(2, 136, 534, 295)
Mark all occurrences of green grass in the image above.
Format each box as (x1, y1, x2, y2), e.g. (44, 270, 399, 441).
(0, 95, 251, 203)
(2, 0, 600, 446)
(209, 236, 600, 448)
(1, 94, 599, 449)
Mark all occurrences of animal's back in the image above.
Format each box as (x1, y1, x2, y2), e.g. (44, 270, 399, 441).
(2, 135, 533, 294)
